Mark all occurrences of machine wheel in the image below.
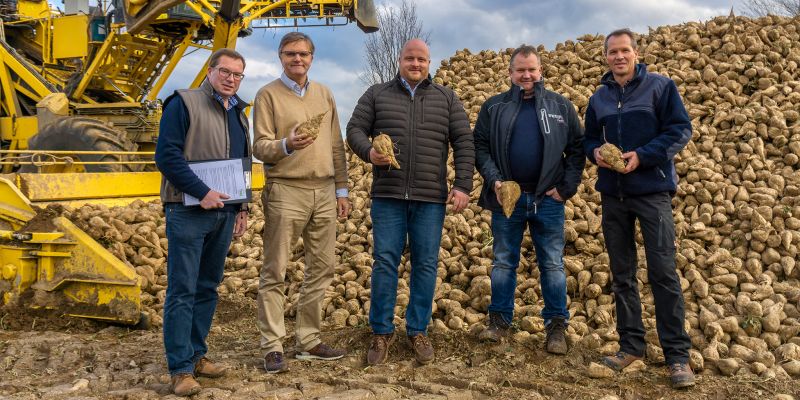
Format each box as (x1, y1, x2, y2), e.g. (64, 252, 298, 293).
(21, 117, 141, 173)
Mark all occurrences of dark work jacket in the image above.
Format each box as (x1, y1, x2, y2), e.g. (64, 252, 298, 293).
(474, 81, 585, 213)
(346, 74, 474, 203)
(583, 64, 691, 197)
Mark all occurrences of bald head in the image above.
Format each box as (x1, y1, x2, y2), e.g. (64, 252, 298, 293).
(398, 38, 430, 87)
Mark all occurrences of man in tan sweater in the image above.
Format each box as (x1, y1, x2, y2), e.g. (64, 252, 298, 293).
(252, 32, 350, 374)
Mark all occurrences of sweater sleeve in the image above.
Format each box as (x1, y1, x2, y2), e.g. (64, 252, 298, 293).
(328, 92, 349, 191)
(447, 91, 475, 194)
(635, 80, 692, 168)
(252, 87, 291, 165)
(345, 86, 376, 163)
(154, 95, 211, 200)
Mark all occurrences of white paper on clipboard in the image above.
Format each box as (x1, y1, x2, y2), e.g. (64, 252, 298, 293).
(183, 159, 249, 206)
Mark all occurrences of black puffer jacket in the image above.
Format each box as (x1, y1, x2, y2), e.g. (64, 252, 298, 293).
(474, 82, 585, 213)
(346, 75, 474, 203)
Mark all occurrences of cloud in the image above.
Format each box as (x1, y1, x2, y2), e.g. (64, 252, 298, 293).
(154, 0, 737, 133)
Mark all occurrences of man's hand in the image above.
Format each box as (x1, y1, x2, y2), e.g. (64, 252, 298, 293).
(200, 190, 229, 209)
(233, 211, 247, 238)
(369, 148, 391, 166)
(447, 189, 469, 213)
(286, 124, 313, 151)
(337, 197, 351, 219)
(593, 147, 613, 169)
(494, 180, 503, 205)
(621, 151, 640, 173)
(546, 187, 563, 202)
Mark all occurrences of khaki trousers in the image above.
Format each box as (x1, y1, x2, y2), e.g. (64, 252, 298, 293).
(257, 182, 336, 354)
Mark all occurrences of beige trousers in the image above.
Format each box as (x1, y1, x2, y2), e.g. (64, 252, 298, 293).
(257, 182, 336, 354)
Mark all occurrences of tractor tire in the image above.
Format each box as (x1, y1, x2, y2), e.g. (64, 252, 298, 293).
(21, 117, 141, 173)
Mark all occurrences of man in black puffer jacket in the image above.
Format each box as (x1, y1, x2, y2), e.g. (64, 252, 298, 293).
(473, 45, 584, 354)
(347, 39, 474, 366)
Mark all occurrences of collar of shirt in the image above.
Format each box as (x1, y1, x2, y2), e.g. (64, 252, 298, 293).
(281, 72, 310, 97)
(212, 90, 238, 111)
(400, 77, 419, 98)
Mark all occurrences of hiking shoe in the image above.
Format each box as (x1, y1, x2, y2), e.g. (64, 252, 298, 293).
(367, 333, 395, 366)
(171, 373, 201, 397)
(194, 356, 227, 378)
(409, 333, 435, 365)
(545, 317, 568, 355)
(263, 351, 289, 374)
(601, 351, 643, 372)
(478, 312, 510, 342)
(296, 342, 346, 361)
(669, 363, 696, 388)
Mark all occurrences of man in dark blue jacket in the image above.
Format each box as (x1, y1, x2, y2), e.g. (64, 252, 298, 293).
(583, 28, 694, 388)
(474, 45, 584, 355)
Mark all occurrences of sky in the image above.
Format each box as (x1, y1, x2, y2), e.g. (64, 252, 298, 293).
(64, 0, 742, 129)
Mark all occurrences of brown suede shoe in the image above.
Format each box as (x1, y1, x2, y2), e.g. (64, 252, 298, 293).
(296, 342, 346, 361)
(171, 373, 201, 397)
(669, 363, 696, 388)
(601, 351, 643, 372)
(194, 357, 227, 378)
(367, 333, 395, 366)
(478, 312, 510, 342)
(409, 333, 434, 365)
(264, 351, 289, 374)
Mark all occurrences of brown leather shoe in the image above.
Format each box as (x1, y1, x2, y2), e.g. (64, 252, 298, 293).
(194, 356, 227, 378)
(171, 373, 201, 397)
(367, 333, 395, 366)
(409, 333, 434, 365)
(296, 342, 346, 361)
(545, 318, 568, 355)
(669, 363, 696, 388)
(478, 312, 510, 342)
(601, 351, 643, 372)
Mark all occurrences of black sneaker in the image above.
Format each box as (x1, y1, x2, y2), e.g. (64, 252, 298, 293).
(264, 351, 289, 374)
(545, 317, 568, 355)
(478, 312, 510, 342)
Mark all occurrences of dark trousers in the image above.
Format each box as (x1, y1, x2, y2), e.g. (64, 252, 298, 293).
(601, 192, 690, 364)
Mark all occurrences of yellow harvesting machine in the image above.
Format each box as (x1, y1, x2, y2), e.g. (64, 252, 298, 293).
(0, 0, 377, 324)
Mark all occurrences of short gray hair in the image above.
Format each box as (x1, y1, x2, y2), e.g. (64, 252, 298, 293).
(604, 28, 638, 54)
(278, 32, 315, 54)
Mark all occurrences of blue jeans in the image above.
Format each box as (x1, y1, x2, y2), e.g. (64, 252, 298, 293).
(163, 204, 236, 375)
(370, 198, 445, 336)
(489, 194, 568, 325)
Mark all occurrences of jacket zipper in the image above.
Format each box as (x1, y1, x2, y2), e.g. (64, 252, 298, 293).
(404, 92, 415, 200)
(616, 84, 624, 201)
(534, 93, 550, 206)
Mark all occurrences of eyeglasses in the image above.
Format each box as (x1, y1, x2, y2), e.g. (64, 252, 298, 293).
(214, 67, 245, 81)
(280, 51, 313, 58)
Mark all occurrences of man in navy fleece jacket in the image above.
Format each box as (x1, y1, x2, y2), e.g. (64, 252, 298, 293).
(583, 28, 694, 389)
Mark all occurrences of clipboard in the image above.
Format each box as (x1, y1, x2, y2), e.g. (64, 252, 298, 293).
(183, 158, 252, 206)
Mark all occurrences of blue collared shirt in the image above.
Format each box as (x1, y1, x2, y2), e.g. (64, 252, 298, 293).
(400, 77, 419, 98)
(212, 91, 238, 111)
(280, 72, 310, 97)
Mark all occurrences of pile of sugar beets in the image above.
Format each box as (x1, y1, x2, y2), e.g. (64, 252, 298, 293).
(66, 13, 800, 379)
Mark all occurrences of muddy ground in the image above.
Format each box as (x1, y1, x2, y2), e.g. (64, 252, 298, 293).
(0, 295, 796, 400)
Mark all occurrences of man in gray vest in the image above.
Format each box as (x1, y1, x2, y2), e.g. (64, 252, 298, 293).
(155, 48, 250, 397)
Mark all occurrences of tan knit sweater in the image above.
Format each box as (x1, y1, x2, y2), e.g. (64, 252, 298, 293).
(252, 79, 348, 190)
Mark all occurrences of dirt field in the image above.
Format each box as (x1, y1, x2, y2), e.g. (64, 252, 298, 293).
(1, 295, 796, 400)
